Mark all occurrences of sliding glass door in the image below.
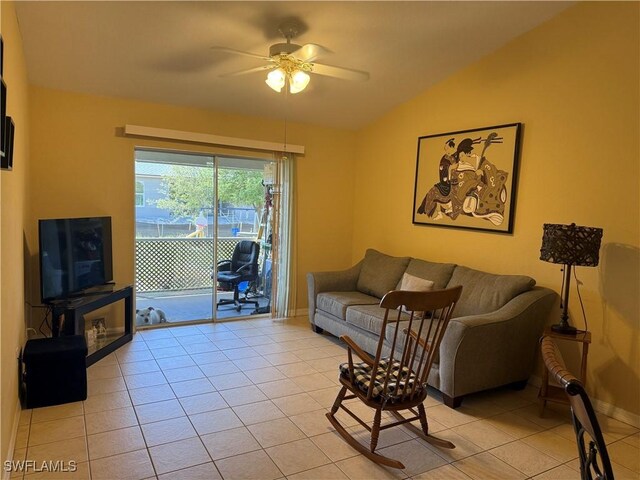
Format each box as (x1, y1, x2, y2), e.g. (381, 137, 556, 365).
(215, 157, 274, 319)
(134, 149, 276, 327)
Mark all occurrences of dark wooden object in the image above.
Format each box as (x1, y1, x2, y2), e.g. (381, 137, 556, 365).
(326, 286, 462, 469)
(540, 336, 613, 480)
(539, 327, 591, 415)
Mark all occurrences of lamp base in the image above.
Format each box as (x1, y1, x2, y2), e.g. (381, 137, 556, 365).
(551, 323, 578, 335)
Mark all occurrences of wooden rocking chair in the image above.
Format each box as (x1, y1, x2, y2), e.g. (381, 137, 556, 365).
(541, 336, 614, 480)
(326, 286, 463, 469)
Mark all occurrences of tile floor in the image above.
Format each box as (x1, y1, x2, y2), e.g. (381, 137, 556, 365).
(10, 317, 640, 480)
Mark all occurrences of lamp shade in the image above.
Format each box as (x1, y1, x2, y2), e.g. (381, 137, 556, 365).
(265, 68, 286, 92)
(289, 70, 310, 94)
(540, 223, 603, 266)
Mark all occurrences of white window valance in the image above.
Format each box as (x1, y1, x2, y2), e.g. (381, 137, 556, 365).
(124, 125, 305, 155)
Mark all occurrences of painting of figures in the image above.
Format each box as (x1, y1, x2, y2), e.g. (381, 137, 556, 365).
(413, 123, 521, 233)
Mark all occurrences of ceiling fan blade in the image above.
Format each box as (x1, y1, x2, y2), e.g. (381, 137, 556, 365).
(210, 46, 272, 62)
(294, 43, 330, 63)
(311, 63, 370, 82)
(219, 64, 275, 78)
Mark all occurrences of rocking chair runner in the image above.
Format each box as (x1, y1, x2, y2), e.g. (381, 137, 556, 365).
(326, 286, 463, 470)
(541, 336, 614, 480)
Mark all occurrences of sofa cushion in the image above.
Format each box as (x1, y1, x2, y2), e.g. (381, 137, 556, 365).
(446, 266, 536, 317)
(317, 292, 379, 320)
(403, 259, 456, 290)
(357, 249, 411, 298)
(339, 358, 418, 400)
(346, 303, 411, 336)
(346, 304, 438, 364)
(384, 320, 442, 367)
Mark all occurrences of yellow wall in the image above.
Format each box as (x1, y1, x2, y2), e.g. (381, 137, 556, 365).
(0, 1, 31, 464)
(354, 2, 639, 418)
(2, 2, 639, 461)
(27, 87, 356, 315)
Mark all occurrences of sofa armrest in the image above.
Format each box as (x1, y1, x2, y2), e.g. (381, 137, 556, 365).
(437, 287, 557, 398)
(306, 261, 362, 324)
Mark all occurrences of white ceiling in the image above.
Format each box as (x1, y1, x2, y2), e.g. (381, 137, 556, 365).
(14, 1, 573, 130)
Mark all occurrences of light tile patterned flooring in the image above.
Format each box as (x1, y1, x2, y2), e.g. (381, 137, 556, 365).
(11, 317, 640, 480)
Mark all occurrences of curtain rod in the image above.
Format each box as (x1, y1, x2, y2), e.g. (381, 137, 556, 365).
(123, 125, 305, 155)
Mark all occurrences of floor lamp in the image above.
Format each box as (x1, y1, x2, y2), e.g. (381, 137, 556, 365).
(540, 223, 603, 335)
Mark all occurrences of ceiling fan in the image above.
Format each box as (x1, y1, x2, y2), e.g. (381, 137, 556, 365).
(212, 20, 369, 94)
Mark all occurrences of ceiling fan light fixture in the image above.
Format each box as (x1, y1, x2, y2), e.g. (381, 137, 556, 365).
(266, 68, 286, 92)
(289, 70, 310, 94)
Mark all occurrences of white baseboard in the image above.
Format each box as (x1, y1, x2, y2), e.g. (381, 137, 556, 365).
(529, 375, 639, 428)
(3, 399, 22, 480)
(591, 398, 640, 428)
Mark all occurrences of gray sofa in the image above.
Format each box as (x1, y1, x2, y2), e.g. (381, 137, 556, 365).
(307, 249, 557, 408)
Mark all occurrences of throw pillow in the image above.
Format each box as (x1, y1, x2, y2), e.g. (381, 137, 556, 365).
(398, 272, 435, 317)
(356, 249, 411, 298)
(400, 272, 435, 292)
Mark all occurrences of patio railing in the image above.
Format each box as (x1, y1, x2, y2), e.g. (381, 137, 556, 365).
(135, 237, 249, 292)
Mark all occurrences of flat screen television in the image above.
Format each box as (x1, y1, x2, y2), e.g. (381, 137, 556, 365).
(39, 216, 113, 303)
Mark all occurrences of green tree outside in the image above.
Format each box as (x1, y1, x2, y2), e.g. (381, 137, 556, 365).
(218, 169, 264, 214)
(156, 165, 264, 227)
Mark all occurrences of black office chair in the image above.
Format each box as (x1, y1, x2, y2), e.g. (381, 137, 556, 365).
(216, 240, 260, 312)
(541, 336, 614, 480)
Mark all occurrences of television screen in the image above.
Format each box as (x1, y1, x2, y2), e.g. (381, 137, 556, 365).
(39, 217, 113, 302)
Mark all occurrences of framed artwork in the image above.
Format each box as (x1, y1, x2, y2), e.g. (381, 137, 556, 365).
(1, 79, 6, 160)
(412, 123, 522, 234)
(1, 116, 14, 170)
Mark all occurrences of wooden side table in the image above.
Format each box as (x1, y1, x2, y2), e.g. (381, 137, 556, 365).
(538, 327, 591, 415)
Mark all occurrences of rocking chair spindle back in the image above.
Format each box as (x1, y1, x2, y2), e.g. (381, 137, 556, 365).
(328, 286, 463, 469)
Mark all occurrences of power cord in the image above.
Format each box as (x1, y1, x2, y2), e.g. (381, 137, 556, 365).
(38, 305, 53, 337)
(559, 266, 566, 310)
(25, 300, 54, 338)
(573, 268, 589, 333)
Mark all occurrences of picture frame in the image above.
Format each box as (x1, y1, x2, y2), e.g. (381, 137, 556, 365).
(1, 79, 6, 159)
(1, 116, 14, 170)
(412, 123, 522, 234)
(92, 318, 107, 339)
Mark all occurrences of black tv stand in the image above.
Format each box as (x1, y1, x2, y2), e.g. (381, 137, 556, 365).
(65, 283, 116, 300)
(50, 285, 133, 367)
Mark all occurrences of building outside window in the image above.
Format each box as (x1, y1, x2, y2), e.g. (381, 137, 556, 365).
(135, 181, 145, 207)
